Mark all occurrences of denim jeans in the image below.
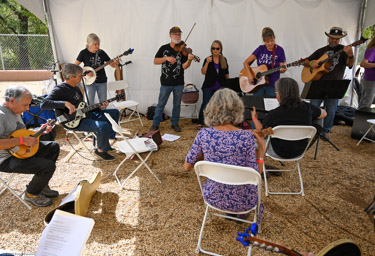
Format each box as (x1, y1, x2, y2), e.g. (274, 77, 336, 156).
(86, 82, 107, 105)
(358, 79, 375, 109)
(198, 88, 217, 125)
(0, 141, 60, 195)
(153, 85, 184, 126)
(73, 108, 119, 151)
(310, 98, 338, 133)
(253, 85, 276, 97)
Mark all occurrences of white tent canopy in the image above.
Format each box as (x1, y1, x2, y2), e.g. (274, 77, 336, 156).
(16, 0, 374, 114)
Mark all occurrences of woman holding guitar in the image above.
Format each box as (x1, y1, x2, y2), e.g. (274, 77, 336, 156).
(197, 40, 229, 129)
(242, 27, 287, 96)
(75, 33, 119, 105)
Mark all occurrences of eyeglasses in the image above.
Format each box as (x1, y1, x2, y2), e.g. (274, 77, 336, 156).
(211, 47, 221, 51)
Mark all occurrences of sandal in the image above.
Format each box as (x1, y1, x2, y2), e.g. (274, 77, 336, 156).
(197, 124, 203, 130)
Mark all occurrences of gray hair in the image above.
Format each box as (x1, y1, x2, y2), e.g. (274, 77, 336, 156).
(86, 33, 100, 48)
(275, 77, 301, 108)
(204, 88, 244, 126)
(62, 63, 83, 80)
(4, 85, 32, 102)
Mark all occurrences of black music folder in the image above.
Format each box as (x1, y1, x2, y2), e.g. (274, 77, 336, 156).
(301, 80, 350, 100)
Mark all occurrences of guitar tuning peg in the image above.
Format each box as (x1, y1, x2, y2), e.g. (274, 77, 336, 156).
(266, 245, 273, 251)
(273, 247, 280, 253)
(253, 241, 259, 246)
(260, 243, 266, 248)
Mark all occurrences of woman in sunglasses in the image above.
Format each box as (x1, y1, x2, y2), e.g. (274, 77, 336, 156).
(197, 40, 229, 129)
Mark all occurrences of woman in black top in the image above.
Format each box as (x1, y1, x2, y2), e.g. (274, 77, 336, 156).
(198, 40, 229, 129)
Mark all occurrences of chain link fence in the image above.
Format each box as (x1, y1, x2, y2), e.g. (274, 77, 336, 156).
(0, 34, 54, 70)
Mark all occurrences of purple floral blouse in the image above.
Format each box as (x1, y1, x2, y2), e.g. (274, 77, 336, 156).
(186, 127, 262, 213)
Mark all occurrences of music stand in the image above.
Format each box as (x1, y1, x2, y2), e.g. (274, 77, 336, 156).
(302, 80, 350, 159)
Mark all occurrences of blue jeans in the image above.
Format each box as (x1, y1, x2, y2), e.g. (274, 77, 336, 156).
(74, 108, 119, 152)
(253, 85, 276, 97)
(358, 79, 375, 109)
(198, 88, 217, 125)
(86, 82, 107, 105)
(153, 85, 184, 126)
(311, 98, 338, 133)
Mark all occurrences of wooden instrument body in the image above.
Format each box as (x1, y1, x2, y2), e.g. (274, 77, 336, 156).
(9, 130, 40, 159)
(239, 65, 268, 93)
(301, 53, 331, 83)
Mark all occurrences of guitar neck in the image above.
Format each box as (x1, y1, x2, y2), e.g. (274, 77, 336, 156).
(243, 237, 303, 256)
(33, 120, 56, 138)
(82, 96, 120, 113)
(260, 62, 298, 77)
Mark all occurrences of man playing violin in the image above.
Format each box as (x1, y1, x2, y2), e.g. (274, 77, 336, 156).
(0, 85, 60, 207)
(150, 26, 195, 132)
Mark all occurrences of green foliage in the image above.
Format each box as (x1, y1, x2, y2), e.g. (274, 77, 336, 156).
(0, 0, 47, 34)
(356, 24, 375, 67)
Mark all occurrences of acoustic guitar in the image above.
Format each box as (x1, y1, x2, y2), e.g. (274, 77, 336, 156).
(8, 120, 56, 159)
(239, 59, 304, 93)
(237, 235, 362, 256)
(55, 92, 125, 129)
(83, 48, 134, 85)
(301, 38, 367, 83)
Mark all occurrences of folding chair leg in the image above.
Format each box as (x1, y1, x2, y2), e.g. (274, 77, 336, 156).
(357, 124, 375, 145)
(0, 174, 31, 210)
(64, 131, 97, 162)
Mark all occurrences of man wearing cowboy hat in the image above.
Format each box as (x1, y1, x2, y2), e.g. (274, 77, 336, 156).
(303, 26, 355, 141)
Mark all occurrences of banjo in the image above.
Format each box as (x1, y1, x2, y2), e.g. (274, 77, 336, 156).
(83, 48, 134, 85)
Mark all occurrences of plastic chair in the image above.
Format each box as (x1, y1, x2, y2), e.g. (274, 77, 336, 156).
(263, 125, 317, 196)
(0, 173, 31, 209)
(104, 113, 161, 188)
(107, 80, 143, 127)
(356, 119, 375, 145)
(194, 161, 262, 256)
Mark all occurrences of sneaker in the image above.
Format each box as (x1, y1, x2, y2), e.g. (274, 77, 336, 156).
(24, 193, 53, 207)
(95, 149, 115, 161)
(150, 125, 159, 132)
(108, 147, 116, 152)
(41, 185, 59, 198)
(171, 124, 181, 132)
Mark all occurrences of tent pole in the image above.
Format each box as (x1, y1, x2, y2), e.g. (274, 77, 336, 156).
(43, 0, 60, 80)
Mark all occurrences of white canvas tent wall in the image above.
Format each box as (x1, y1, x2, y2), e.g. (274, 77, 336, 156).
(16, 0, 374, 115)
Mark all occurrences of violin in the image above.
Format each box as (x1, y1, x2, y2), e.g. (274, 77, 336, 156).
(174, 41, 200, 62)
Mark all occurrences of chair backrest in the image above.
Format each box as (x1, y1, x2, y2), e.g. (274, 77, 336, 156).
(270, 125, 317, 141)
(194, 161, 261, 187)
(108, 80, 130, 91)
(104, 113, 123, 136)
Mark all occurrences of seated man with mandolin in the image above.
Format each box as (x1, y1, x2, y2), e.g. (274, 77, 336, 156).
(302, 26, 355, 141)
(41, 63, 120, 161)
(0, 85, 60, 207)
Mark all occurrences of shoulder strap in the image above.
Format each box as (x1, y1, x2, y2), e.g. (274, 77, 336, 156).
(271, 44, 277, 69)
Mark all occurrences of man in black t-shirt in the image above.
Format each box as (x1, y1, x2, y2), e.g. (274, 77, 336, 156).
(303, 27, 355, 140)
(150, 26, 195, 132)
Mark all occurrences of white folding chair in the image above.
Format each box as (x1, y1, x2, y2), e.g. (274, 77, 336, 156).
(0, 173, 31, 209)
(357, 119, 375, 145)
(263, 125, 317, 196)
(63, 129, 97, 162)
(107, 80, 143, 127)
(194, 161, 262, 256)
(104, 113, 161, 188)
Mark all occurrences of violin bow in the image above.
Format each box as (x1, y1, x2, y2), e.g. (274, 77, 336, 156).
(184, 22, 196, 43)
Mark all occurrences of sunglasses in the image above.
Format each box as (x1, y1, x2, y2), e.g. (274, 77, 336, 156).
(211, 47, 221, 50)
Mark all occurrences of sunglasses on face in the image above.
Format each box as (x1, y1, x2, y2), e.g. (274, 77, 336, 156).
(211, 47, 221, 50)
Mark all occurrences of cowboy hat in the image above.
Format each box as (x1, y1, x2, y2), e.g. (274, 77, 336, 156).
(325, 27, 347, 39)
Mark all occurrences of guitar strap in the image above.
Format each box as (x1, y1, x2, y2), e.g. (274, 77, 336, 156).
(271, 44, 276, 69)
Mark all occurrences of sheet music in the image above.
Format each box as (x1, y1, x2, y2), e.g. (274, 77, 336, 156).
(59, 184, 79, 206)
(263, 98, 279, 111)
(36, 210, 94, 256)
(162, 134, 180, 141)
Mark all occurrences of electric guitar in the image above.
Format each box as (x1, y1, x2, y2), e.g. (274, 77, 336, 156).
(55, 93, 125, 129)
(8, 120, 56, 159)
(239, 59, 305, 93)
(83, 48, 134, 85)
(301, 38, 367, 83)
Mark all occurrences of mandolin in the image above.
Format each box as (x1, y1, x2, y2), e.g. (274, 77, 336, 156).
(83, 48, 134, 85)
(301, 38, 367, 83)
(8, 120, 56, 159)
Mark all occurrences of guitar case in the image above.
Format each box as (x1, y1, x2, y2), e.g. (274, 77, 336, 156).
(316, 239, 362, 256)
(44, 171, 101, 225)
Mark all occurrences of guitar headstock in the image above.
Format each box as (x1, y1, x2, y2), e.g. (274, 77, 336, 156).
(123, 48, 134, 56)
